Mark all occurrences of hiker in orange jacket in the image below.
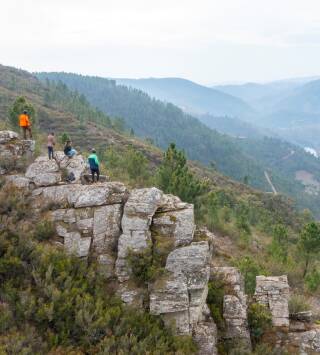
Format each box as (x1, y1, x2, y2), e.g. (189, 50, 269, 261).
(19, 110, 32, 139)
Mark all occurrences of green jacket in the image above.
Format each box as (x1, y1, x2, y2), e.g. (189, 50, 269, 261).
(88, 153, 100, 169)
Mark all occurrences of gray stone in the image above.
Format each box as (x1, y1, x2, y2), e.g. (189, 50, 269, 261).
(54, 151, 86, 184)
(5, 174, 31, 189)
(150, 273, 189, 315)
(255, 275, 290, 328)
(26, 156, 61, 186)
(290, 311, 313, 323)
(92, 204, 122, 252)
(32, 182, 127, 209)
(64, 231, 91, 257)
(115, 188, 163, 282)
(193, 320, 218, 355)
(0, 130, 19, 143)
(152, 196, 194, 247)
(211, 267, 251, 350)
(97, 254, 115, 278)
(150, 242, 210, 335)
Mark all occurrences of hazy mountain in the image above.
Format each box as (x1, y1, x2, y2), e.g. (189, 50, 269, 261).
(115, 77, 254, 118)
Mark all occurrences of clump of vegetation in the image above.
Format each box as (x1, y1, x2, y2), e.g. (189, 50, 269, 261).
(248, 303, 272, 347)
(289, 295, 311, 314)
(33, 219, 56, 241)
(206, 279, 225, 330)
(0, 231, 196, 354)
(127, 232, 174, 286)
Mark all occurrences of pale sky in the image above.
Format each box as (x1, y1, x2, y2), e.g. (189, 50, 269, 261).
(1, 0, 320, 84)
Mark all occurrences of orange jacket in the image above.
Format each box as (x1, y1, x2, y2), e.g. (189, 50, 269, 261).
(19, 114, 30, 127)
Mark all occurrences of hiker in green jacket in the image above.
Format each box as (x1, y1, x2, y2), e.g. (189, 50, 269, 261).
(88, 148, 100, 183)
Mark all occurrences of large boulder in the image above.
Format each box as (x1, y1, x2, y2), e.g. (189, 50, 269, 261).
(54, 151, 87, 183)
(32, 182, 127, 209)
(25, 152, 87, 186)
(150, 242, 210, 334)
(254, 275, 290, 328)
(26, 156, 61, 186)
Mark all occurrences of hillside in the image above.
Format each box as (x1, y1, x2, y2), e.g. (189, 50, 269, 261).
(2, 133, 320, 354)
(36, 71, 320, 217)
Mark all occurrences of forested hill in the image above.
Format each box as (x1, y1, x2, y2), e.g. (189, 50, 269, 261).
(36, 72, 272, 190)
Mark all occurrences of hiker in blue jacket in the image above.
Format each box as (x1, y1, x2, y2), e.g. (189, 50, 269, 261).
(88, 148, 100, 183)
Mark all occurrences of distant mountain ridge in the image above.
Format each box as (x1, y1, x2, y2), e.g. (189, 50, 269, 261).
(115, 77, 254, 118)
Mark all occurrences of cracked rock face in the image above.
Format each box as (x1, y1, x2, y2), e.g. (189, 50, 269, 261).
(115, 188, 163, 283)
(150, 242, 210, 334)
(211, 267, 252, 351)
(255, 275, 290, 328)
(0, 131, 34, 175)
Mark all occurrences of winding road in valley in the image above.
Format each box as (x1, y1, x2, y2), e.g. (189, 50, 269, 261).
(264, 171, 277, 195)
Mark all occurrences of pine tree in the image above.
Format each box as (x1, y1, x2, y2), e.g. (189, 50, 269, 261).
(8, 96, 36, 131)
(156, 143, 206, 203)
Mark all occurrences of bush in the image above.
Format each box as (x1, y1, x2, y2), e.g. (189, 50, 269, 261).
(0, 231, 196, 353)
(289, 294, 311, 314)
(305, 269, 320, 292)
(33, 219, 56, 241)
(206, 280, 225, 330)
(248, 303, 272, 346)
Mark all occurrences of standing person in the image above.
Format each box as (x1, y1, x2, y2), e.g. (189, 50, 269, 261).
(19, 110, 32, 139)
(47, 132, 55, 160)
(64, 140, 77, 158)
(88, 149, 100, 183)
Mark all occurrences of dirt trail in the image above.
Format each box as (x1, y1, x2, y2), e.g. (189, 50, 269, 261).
(264, 171, 277, 195)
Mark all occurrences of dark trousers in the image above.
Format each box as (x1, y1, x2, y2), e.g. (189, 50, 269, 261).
(22, 126, 32, 139)
(91, 168, 100, 182)
(48, 146, 54, 160)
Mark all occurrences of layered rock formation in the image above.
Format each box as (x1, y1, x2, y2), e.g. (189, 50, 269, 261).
(211, 267, 252, 351)
(0, 130, 34, 175)
(254, 275, 290, 328)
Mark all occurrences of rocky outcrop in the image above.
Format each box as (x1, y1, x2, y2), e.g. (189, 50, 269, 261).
(150, 241, 210, 334)
(1, 135, 218, 351)
(211, 267, 252, 351)
(254, 275, 290, 328)
(0, 130, 34, 175)
(25, 151, 86, 186)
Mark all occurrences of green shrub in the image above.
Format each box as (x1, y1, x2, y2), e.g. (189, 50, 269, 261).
(305, 269, 320, 292)
(248, 303, 272, 346)
(0, 231, 196, 353)
(33, 219, 56, 241)
(289, 294, 311, 314)
(206, 280, 225, 330)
